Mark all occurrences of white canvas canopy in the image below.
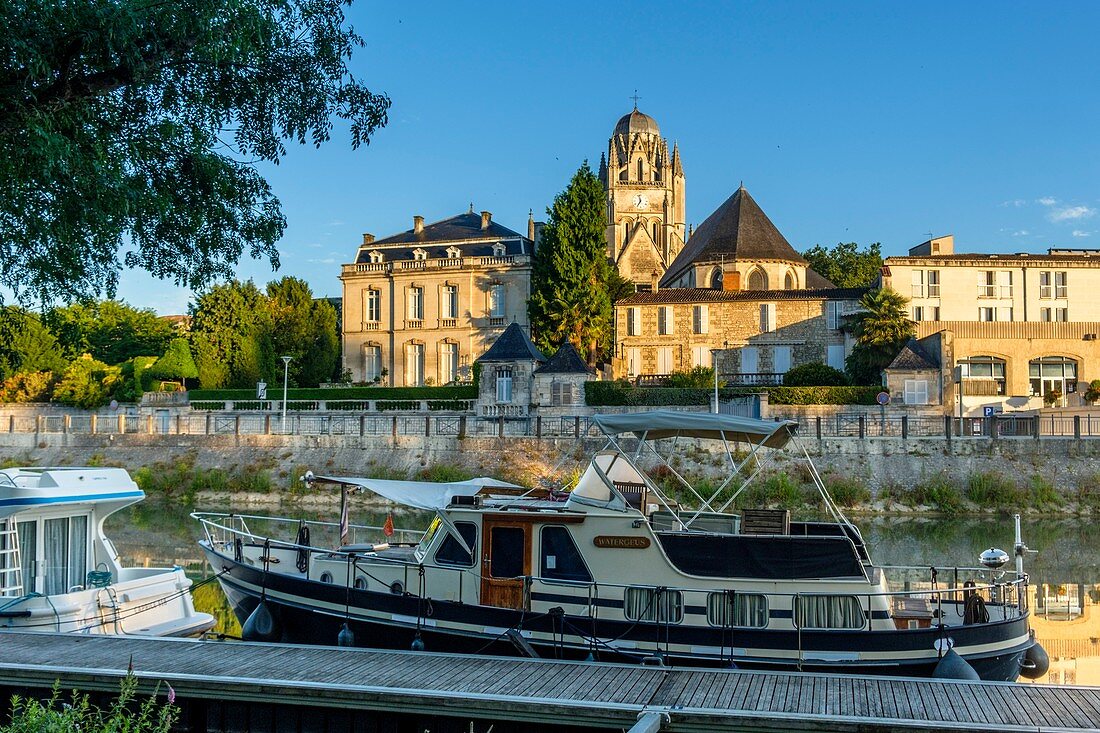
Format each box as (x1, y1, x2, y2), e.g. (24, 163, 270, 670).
(313, 476, 522, 511)
(593, 411, 797, 449)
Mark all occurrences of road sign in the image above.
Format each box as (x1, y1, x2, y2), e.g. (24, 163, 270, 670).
(876, 391, 890, 406)
(984, 406, 994, 417)
(257, 381, 267, 399)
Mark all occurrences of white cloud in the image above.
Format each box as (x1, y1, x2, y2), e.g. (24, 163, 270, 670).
(1001, 199, 1028, 207)
(307, 242, 322, 248)
(1073, 230, 1092, 238)
(1038, 197, 1057, 206)
(327, 220, 345, 227)
(1049, 205, 1096, 222)
(308, 257, 337, 264)
(1012, 230, 1030, 237)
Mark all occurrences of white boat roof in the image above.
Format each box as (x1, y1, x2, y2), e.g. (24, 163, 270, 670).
(319, 476, 524, 511)
(0, 467, 145, 517)
(593, 411, 797, 448)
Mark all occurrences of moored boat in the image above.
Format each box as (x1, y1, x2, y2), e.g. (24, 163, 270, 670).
(1, 466, 215, 637)
(196, 411, 1046, 680)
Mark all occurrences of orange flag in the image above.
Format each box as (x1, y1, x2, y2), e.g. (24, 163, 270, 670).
(382, 514, 394, 538)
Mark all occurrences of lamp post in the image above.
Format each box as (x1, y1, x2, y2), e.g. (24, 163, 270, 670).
(280, 356, 293, 434)
(710, 348, 720, 414)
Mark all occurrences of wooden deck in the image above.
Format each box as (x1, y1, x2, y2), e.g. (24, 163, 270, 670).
(0, 631, 1098, 732)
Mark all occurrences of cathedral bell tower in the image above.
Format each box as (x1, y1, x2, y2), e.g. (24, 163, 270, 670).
(598, 104, 686, 289)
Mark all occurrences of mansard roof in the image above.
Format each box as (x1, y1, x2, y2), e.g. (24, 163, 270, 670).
(886, 339, 940, 371)
(661, 186, 806, 286)
(370, 212, 528, 246)
(617, 287, 868, 306)
(477, 322, 546, 363)
(534, 342, 594, 375)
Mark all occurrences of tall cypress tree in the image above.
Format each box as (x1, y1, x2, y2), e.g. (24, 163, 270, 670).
(529, 162, 614, 365)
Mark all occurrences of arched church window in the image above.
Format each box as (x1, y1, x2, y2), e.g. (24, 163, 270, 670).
(710, 268, 723, 290)
(652, 223, 659, 243)
(623, 221, 630, 246)
(637, 158, 644, 181)
(748, 269, 768, 290)
(784, 271, 795, 290)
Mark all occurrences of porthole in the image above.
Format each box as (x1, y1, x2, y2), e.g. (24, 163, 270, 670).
(319, 571, 333, 584)
(354, 576, 368, 590)
(390, 580, 404, 595)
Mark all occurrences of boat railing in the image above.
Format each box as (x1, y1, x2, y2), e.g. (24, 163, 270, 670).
(192, 512, 424, 550)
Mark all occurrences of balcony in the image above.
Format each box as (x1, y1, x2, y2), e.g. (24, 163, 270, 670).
(405, 319, 423, 329)
(488, 316, 506, 327)
(440, 318, 457, 328)
(364, 321, 380, 331)
(977, 285, 996, 298)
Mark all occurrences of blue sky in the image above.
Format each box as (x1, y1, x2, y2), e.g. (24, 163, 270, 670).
(118, 1, 1100, 313)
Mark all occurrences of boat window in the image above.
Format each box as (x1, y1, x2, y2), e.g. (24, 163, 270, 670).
(319, 571, 334, 583)
(540, 526, 592, 583)
(624, 587, 683, 624)
(706, 592, 768, 628)
(17, 521, 35, 594)
(43, 518, 70, 595)
(489, 527, 525, 578)
(435, 522, 477, 567)
(354, 576, 367, 589)
(70, 516, 88, 588)
(416, 517, 443, 559)
(796, 595, 865, 629)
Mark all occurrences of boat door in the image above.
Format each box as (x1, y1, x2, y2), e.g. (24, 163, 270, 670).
(480, 519, 530, 610)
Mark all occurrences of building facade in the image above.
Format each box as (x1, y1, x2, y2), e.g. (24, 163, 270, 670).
(611, 185, 862, 383)
(598, 106, 686, 288)
(339, 210, 533, 386)
(882, 237, 1100, 414)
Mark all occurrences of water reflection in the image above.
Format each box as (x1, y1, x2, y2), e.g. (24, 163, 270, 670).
(105, 501, 1099, 684)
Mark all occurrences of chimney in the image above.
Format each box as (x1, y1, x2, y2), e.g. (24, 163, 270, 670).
(651, 271, 660, 293)
(361, 233, 374, 246)
(413, 215, 424, 234)
(723, 269, 741, 292)
(527, 210, 535, 241)
(481, 211, 492, 230)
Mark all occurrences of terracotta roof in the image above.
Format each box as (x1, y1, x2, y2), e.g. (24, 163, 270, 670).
(661, 186, 805, 286)
(364, 212, 529, 248)
(476, 322, 545, 363)
(886, 339, 939, 371)
(534, 343, 594, 374)
(885, 253, 1100, 264)
(617, 287, 868, 306)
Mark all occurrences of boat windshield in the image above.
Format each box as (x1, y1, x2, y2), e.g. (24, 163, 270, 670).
(415, 516, 443, 560)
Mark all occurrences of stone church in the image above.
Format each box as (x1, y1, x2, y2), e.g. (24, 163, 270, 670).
(599, 105, 686, 289)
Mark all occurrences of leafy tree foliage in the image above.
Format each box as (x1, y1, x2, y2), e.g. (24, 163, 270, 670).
(0, 308, 68, 380)
(0, 371, 56, 403)
(1, 0, 390, 303)
(46, 300, 175, 364)
(265, 277, 340, 387)
(148, 338, 199, 389)
(529, 162, 615, 364)
(782, 362, 848, 387)
(844, 288, 915, 385)
(802, 242, 883, 288)
(190, 281, 275, 389)
(53, 356, 121, 409)
(666, 366, 718, 389)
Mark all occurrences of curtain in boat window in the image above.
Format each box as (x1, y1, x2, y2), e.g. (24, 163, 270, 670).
(44, 518, 69, 595)
(706, 592, 768, 628)
(797, 595, 864, 629)
(69, 516, 88, 588)
(17, 521, 36, 593)
(624, 587, 683, 623)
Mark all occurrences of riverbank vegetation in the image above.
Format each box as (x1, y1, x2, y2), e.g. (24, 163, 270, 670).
(2, 674, 177, 733)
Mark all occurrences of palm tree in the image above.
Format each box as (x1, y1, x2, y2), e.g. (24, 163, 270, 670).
(547, 290, 609, 367)
(844, 288, 915, 385)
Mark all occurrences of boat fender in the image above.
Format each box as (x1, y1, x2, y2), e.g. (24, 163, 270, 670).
(241, 600, 281, 642)
(641, 653, 666, 667)
(337, 622, 355, 648)
(410, 632, 426, 652)
(1019, 641, 1049, 679)
(932, 649, 980, 681)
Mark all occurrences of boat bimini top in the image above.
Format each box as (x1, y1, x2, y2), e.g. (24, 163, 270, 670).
(592, 411, 797, 448)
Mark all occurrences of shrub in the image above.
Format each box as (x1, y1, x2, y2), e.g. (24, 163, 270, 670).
(966, 471, 1023, 512)
(1086, 380, 1100, 404)
(1028, 475, 1063, 510)
(188, 385, 476, 401)
(825, 475, 872, 508)
(666, 366, 717, 389)
(417, 463, 475, 483)
(0, 371, 55, 402)
(52, 356, 122, 409)
(765, 386, 879, 405)
(908, 476, 965, 513)
(3, 674, 178, 733)
(782, 362, 848, 387)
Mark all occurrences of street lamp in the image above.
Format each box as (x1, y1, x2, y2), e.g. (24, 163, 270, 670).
(280, 356, 293, 433)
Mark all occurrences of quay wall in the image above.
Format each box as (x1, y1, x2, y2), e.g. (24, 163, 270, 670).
(3, 430, 1099, 495)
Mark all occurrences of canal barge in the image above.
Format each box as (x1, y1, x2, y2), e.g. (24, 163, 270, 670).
(196, 411, 1044, 680)
(1, 466, 214, 636)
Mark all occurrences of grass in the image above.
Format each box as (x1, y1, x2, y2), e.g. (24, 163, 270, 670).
(965, 471, 1024, 512)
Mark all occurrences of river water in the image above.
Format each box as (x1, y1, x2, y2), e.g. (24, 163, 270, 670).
(105, 500, 1100, 685)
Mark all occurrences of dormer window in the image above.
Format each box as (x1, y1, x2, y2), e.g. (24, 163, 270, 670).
(413, 248, 428, 261)
(446, 246, 461, 259)
(492, 242, 506, 257)
(368, 250, 384, 263)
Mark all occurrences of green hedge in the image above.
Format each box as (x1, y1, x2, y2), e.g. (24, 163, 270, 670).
(188, 386, 476, 401)
(584, 382, 880, 407)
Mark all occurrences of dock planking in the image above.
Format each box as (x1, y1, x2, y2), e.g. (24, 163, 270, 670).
(0, 631, 1097, 732)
